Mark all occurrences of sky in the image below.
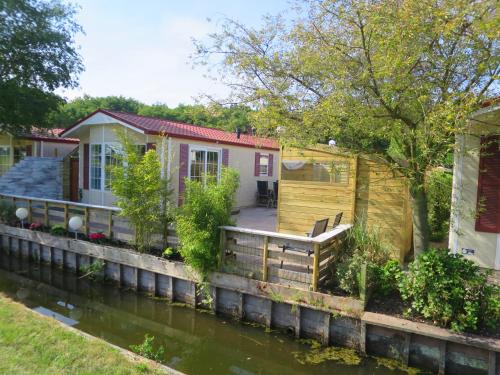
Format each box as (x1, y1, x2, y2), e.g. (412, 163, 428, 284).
(57, 0, 290, 106)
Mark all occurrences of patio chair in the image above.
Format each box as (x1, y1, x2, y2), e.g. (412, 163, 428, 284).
(272, 181, 279, 208)
(256, 180, 273, 207)
(280, 218, 329, 270)
(332, 212, 343, 229)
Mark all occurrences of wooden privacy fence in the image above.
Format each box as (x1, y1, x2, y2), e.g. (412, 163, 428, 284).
(0, 193, 177, 247)
(220, 224, 352, 291)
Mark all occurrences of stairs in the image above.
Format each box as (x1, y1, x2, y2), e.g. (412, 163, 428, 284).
(0, 157, 63, 199)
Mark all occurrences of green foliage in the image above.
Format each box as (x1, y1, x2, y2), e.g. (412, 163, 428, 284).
(400, 248, 500, 332)
(0, 0, 83, 134)
(130, 334, 165, 362)
(110, 131, 174, 252)
(0, 201, 17, 226)
(426, 170, 453, 242)
(79, 259, 105, 281)
(176, 168, 239, 278)
(194, 0, 498, 252)
(50, 95, 253, 132)
(49, 224, 66, 236)
(373, 260, 403, 297)
(334, 222, 392, 296)
(49, 95, 142, 127)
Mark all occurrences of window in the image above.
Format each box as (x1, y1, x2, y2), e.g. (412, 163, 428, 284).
(281, 160, 349, 184)
(189, 147, 221, 183)
(90, 144, 102, 190)
(259, 154, 269, 176)
(0, 146, 10, 176)
(104, 143, 122, 190)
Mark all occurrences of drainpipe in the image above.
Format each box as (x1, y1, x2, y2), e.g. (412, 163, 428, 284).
(449, 134, 465, 254)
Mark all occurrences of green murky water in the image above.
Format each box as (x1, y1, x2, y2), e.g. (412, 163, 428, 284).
(0, 253, 413, 375)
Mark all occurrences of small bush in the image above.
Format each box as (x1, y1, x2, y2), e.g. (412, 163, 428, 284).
(176, 168, 239, 278)
(50, 224, 66, 236)
(426, 170, 452, 242)
(400, 248, 500, 332)
(130, 334, 165, 362)
(0, 201, 17, 226)
(374, 259, 403, 297)
(334, 221, 392, 296)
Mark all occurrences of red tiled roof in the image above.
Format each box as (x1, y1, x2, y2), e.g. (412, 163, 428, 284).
(61, 109, 279, 150)
(22, 127, 79, 144)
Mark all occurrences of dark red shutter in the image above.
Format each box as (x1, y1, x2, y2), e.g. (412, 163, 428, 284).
(222, 149, 229, 167)
(25, 145, 32, 156)
(83, 144, 89, 190)
(268, 154, 273, 177)
(146, 143, 156, 151)
(254, 152, 260, 177)
(475, 135, 500, 233)
(178, 144, 189, 205)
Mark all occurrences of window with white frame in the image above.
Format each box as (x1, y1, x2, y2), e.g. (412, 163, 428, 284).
(90, 143, 144, 191)
(0, 146, 10, 176)
(189, 147, 221, 183)
(90, 144, 102, 190)
(259, 154, 269, 176)
(104, 143, 122, 190)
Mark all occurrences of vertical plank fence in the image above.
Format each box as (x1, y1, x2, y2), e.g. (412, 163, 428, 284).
(220, 224, 351, 291)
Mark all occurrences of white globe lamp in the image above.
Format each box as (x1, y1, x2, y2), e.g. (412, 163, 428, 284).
(328, 139, 336, 147)
(16, 208, 28, 228)
(68, 216, 83, 239)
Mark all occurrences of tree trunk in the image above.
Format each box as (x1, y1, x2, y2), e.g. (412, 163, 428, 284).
(411, 188, 431, 258)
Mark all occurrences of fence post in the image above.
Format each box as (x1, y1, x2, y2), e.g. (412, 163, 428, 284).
(359, 262, 368, 307)
(84, 207, 89, 236)
(27, 199, 32, 223)
(219, 228, 226, 268)
(107, 210, 113, 239)
(262, 235, 269, 282)
(312, 243, 320, 292)
(63, 204, 69, 229)
(44, 201, 49, 226)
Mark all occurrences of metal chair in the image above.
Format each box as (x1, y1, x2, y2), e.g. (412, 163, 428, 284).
(256, 180, 272, 207)
(332, 212, 343, 229)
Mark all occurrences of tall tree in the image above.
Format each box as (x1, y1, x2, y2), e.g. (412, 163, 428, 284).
(0, 0, 83, 134)
(194, 0, 499, 253)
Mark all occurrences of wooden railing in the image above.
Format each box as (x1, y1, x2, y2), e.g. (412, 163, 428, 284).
(220, 224, 352, 291)
(0, 193, 137, 244)
(1, 193, 351, 291)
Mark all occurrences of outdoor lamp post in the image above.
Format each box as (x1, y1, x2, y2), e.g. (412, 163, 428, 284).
(68, 216, 83, 240)
(15, 208, 28, 229)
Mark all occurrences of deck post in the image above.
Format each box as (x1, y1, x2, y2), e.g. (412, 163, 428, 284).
(107, 210, 113, 239)
(262, 235, 269, 282)
(27, 199, 32, 223)
(219, 228, 226, 267)
(44, 201, 49, 226)
(312, 243, 320, 292)
(63, 204, 69, 230)
(84, 207, 89, 236)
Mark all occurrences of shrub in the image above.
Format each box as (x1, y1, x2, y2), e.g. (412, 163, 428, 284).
(334, 221, 392, 296)
(29, 222, 43, 231)
(400, 248, 500, 332)
(176, 168, 239, 278)
(426, 170, 452, 242)
(130, 334, 165, 362)
(111, 131, 174, 252)
(0, 201, 17, 226)
(88, 232, 106, 244)
(373, 259, 403, 296)
(50, 224, 66, 236)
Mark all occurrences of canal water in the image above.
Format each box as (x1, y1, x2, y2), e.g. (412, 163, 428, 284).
(0, 253, 413, 375)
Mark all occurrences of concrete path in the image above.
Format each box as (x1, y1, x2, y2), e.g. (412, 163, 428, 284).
(232, 207, 277, 231)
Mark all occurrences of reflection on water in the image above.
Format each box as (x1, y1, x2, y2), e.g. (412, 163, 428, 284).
(0, 253, 405, 375)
